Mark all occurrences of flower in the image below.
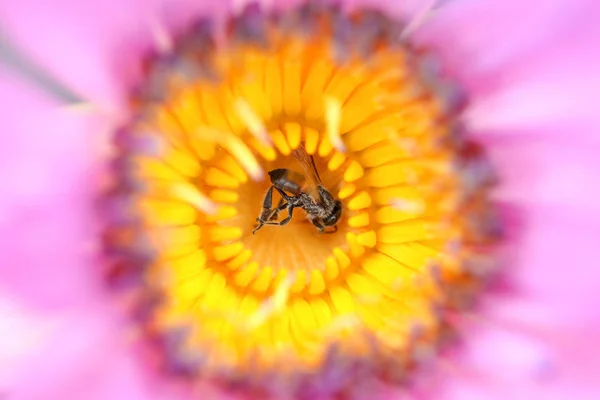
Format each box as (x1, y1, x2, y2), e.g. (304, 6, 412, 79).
(1, 0, 600, 399)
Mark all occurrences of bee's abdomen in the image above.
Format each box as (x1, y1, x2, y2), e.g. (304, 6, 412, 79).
(269, 169, 302, 194)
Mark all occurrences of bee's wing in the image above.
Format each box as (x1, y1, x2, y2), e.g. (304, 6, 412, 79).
(292, 145, 322, 199)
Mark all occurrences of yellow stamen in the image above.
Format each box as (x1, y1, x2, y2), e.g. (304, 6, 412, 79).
(246, 273, 295, 329)
(325, 96, 346, 152)
(304, 127, 320, 154)
(391, 198, 427, 214)
(234, 99, 271, 145)
(196, 126, 264, 181)
(169, 182, 217, 214)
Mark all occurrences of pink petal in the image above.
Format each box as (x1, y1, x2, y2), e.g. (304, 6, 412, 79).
(0, 67, 109, 309)
(509, 204, 600, 323)
(413, 0, 600, 136)
(439, 299, 600, 400)
(413, 0, 597, 88)
(464, 49, 600, 135)
(0, 0, 234, 117)
(408, 2, 600, 397)
(408, 0, 600, 317)
(2, 300, 176, 400)
(484, 133, 600, 214)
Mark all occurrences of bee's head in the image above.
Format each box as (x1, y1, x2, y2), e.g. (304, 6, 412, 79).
(323, 200, 342, 226)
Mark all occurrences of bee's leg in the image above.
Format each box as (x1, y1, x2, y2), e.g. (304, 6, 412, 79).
(253, 220, 266, 234)
(256, 202, 293, 228)
(253, 223, 264, 234)
(264, 199, 288, 222)
(277, 198, 289, 212)
(255, 188, 297, 229)
(262, 203, 296, 226)
(311, 219, 325, 233)
(268, 197, 286, 221)
(253, 186, 276, 234)
(323, 225, 338, 234)
(277, 204, 295, 226)
(259, 187, 296, 226)
(263, 185, 275, 209)
(260, 205, 295, 227)
(273, 187, 293, 202)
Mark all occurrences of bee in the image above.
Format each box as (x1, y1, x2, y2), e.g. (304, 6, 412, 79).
(253, 145, 342, 234)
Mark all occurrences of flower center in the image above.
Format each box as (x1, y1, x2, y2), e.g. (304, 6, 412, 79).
(105, 2, 499, 395)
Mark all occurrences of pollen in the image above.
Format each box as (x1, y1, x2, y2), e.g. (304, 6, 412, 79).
(105, 2, 499, 397)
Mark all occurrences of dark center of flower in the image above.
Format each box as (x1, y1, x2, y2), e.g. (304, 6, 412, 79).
(104, 1, 500, 397)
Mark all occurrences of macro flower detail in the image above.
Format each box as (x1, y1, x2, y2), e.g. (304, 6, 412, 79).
(105, 3, 499, 395)
(2, 0, 600, 399)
